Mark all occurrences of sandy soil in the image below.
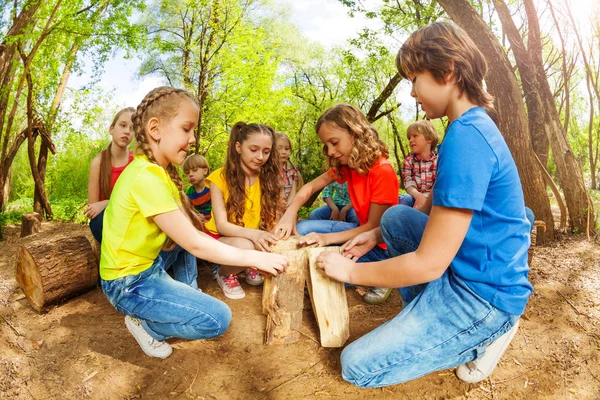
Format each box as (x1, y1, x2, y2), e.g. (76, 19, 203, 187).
(1, 222, 599, 399)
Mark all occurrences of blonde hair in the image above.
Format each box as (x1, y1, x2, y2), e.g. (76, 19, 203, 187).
(132, 86, 203, 249)
(395, 21, 495, 117)
(407, 120, 441, 149)
(316, 104, 388, 175)
(100, 107, 135, 200)
(183, 154, 210, 174)
(225, 122, 283, 231)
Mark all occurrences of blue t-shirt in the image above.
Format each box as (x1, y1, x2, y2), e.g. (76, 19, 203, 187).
(433, 107, 532, 315)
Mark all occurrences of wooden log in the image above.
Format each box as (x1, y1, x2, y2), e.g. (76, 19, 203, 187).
(263, 237, 307, 345)
(16, 234, 99, 313)
(20, 212, 42, 237)
(306, 247, 349, 348)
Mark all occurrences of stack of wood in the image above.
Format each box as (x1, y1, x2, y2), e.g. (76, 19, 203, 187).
(263, 238, 349, 348)
(16, 234, 99, 313)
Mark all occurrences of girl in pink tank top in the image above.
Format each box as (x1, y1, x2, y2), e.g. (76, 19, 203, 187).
(85, 107, 135, 242)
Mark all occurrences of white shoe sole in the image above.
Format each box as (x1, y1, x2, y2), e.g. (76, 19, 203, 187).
(125, 316, 172, 359)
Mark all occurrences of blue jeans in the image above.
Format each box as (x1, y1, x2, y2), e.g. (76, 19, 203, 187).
(309, 204, 360, 225)
(101, 245, 231, 342)
(89, 209, 104, 243)
(340, 205, 519, 387)
(296, 219, 388, 263)
(398, 194, 415, 207)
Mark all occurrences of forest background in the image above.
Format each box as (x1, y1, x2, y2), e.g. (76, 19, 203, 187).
(1, 0, 599, 241)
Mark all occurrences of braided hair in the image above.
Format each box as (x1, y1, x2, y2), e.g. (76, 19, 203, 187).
(225, 122, 283, 231)
(132, 86, 203, 250)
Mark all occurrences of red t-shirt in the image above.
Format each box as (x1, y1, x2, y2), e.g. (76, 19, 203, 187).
(99, 151, 134, 201)
(327, 157, 399, 226)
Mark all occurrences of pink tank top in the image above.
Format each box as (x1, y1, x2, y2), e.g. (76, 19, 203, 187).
(99, 151, 134, 201)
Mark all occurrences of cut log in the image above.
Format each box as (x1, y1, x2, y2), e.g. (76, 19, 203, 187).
(263, 237, 307, 345)
(306, 247, 349, 348)
(20, 212, 42, 237)
(16, 234, 99, 313)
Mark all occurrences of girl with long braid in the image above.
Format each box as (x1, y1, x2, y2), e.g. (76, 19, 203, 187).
(204, 122, 283, 299)
(99, 87, 288, 359)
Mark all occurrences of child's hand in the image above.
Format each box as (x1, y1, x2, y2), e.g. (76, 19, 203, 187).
(198, 214, 207, 224)
(316, 251, 356, 283)
(342, 231, 377, 260)
(251, 230, 278, 252)
(274, 215, 297, 240)
(298, 232, 327, 247)
(413, 193, 427, 209)
(329, 209, 340, 221)
(249, 251, 288, 276)
(84, 203, 104, 219)
(338, 208, 348, 222)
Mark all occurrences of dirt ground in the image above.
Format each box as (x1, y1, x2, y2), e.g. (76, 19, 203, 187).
(1, 222, 599, 400)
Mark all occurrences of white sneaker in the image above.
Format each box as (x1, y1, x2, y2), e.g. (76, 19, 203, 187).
(125, 316, 173, 359)
(245, 268, 264, 286)
(216, 273, 246, 299)
(456, 320, 520, 383)
(363, 287, 393, 305)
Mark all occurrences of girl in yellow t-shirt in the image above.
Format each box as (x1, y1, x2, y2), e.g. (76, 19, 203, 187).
(100, 87, 288, 359)
(204, 122, 283, 299)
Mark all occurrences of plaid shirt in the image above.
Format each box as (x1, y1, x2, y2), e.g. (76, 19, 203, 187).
(321, 181, 350, 206)
(402, 151, 438, 194)
(281, 162, 299, 201)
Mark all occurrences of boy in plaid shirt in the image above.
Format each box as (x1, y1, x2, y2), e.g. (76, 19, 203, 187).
(400, 120, 441, 209)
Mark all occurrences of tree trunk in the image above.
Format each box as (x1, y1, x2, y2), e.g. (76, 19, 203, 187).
(366, 73, 402, 122)
(20, 212, 42, 237)
(16, 235, 99, 313)
(438, 0, 555, 240)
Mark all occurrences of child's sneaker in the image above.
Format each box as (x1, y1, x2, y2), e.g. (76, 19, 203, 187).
(245, 268, 264, 286)
(216, 273, 246, 299)
(363, 287, 393, 305)
(456, 320, 520, 383)
(125, 316, 172, 359)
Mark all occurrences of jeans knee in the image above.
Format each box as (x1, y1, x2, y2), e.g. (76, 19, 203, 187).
(340, 344, 372, 388)
(296, 220, 313, 236)
(189, 302, 231, 340)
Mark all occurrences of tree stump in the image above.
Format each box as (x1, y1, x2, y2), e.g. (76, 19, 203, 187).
(306, 247, 349, 348)
(20, 212, 42, 237)
(16, 234, 99, 313)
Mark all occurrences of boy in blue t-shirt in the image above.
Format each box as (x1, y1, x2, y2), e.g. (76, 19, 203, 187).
(316, 21, 532, 388)
(183, 154, 212, 222)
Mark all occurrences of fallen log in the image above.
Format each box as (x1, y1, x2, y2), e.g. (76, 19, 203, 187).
(16, 234, 99, 312)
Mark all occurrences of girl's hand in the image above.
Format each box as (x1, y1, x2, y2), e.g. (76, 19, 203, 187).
(316, 251, 356, 283)
(84, 202, 105, 219)
(249, 251, 288, 276)
(342, 231, 377, 260)
(251, 230, 279, 252)
(273, 214, 297, 240)
(298, 232, 327, 247)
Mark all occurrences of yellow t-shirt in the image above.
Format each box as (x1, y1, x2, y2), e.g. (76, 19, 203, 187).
(100, 156, 181, 280)
(204, 167, 262, 234)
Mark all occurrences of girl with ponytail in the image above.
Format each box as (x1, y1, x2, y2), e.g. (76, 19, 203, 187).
(204, 122, 283, 299)
(85, 107, 135, 242)
(99, 87, 287, 359)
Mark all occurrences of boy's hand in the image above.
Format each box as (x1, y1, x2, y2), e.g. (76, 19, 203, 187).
(413, 193, 427, 209)
(338, 208, 348, 222)
(316, 251, 355, 283)
(251, 230, 278, 252)
(298, 232, 327, 247)
(330, 209, 340, 221)
(250, 251, 288, 276)
(342, 231, 377, 260)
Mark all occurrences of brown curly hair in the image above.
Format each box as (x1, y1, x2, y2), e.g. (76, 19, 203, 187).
(316, 104, 388, 175)
(131, 86, 204, 250)
(225, 122, 283, 231)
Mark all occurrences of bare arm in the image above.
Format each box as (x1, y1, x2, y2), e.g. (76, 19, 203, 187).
(323, 197, 339, 219)
(84, 156, 109, 219)
(318, 205, 472, 287)
(210, 183, 266, 241)
(286, 179, 297, 208)
(154, 209, 287, 275)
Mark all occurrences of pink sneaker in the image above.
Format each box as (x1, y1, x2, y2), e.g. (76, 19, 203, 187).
(216, 274, 245, 299)
(245, 268, 264, 286)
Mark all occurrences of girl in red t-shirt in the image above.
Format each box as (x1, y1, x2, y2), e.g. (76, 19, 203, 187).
(275, 104, 399, 303)
(85, 107, 135, 242)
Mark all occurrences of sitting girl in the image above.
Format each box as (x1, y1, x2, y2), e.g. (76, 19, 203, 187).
(275, 132, 300, 208)
(204, 122, 283, 299)
(100, 87, 287, 359)
(85, 107, 135, 242)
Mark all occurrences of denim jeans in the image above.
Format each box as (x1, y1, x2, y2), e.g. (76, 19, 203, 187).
(101, 245, 231, 342)
(296, 218, 387, 263)
(309, 204, 360, 225)
(340, 205, 520, 387)
(398, 194, 415, 207)
(89, 209, 104, 243)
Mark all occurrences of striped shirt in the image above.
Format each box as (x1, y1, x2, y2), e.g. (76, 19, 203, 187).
(186, 186, 212, 219)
